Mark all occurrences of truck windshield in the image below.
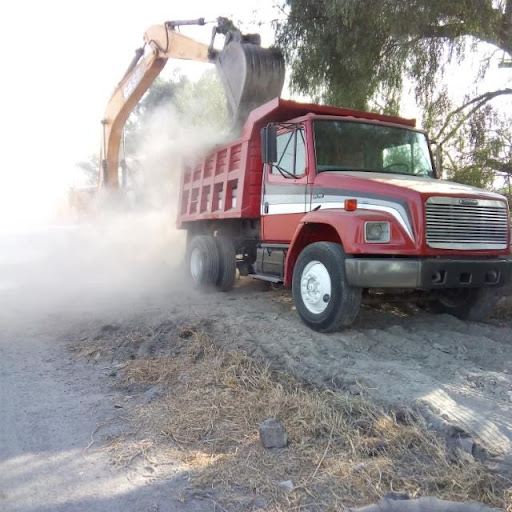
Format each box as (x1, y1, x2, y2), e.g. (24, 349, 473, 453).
(314, 120, 434, 178)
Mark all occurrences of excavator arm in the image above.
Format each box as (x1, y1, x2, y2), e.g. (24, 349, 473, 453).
(100, 19, 211, 188)
(99, 18, 285, 190)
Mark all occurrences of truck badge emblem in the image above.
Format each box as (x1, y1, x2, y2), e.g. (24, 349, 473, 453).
(459, 198, 479, 206)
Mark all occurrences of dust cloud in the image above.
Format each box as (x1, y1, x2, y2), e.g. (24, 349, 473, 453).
(0, 99, 227, 328)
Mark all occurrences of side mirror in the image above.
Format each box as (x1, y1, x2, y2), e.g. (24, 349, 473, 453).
(430, 141, 442, 179)
(261, 124, 277, 164)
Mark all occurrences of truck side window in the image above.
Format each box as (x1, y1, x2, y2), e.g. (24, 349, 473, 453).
(273, 129, 306, 177)
(274, 132, 295, 175)
(295, 129, 306, 175)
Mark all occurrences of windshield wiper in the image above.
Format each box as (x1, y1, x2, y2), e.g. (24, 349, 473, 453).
(318, 166, 376, 173)
(379, 170, 433, 178)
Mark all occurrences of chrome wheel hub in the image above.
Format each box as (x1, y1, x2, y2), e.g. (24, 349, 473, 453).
(300, 260, 331, 314)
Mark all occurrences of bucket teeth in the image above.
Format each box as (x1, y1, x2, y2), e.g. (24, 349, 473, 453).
(215, 41, 285, 133)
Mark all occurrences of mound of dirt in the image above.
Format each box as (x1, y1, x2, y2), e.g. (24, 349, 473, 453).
(69, 304, 512, 511)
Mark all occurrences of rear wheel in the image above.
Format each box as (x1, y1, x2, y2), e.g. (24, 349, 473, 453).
(188, 236, 220, 290)
(292, 242, 362, 332)
(215, 237, 236, 292)
(432, 288, 500, 321)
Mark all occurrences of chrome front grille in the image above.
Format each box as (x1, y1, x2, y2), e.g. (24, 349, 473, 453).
(426, 197, 509, 250)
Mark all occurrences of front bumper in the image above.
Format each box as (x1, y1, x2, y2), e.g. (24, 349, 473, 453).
(345, 257, 512, 289)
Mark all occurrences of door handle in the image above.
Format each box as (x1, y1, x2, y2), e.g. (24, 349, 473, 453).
(264, 202, 269, 214)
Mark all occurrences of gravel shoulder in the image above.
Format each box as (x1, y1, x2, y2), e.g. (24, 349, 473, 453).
(202, 281, 512, 474)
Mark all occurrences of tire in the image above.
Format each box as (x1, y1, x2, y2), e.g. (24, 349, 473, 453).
(215, 237, 236, 292)
(292, 242, 362, 332)
(188, 236, 220, 290)
(431, 287, 500, 321)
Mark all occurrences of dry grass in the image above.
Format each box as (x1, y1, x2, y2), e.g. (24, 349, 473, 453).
(116, 330, 511, 512)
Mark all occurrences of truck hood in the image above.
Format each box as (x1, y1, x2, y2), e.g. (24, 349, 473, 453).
(339, 171, 504, 199)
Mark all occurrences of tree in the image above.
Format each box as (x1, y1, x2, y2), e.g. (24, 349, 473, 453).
(173, 71, 228, 130)
(124, 74, 187, 153)
(274, 0, 512, 189)
(74, 75, 186, 188)
(125, 71, 228, 151)
(275, 0, 512, 110)
(442, 105, 512, 191)
(75, 156, 100, 186)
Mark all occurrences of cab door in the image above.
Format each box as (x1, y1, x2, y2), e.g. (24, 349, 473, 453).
(262, 126, 308, 242)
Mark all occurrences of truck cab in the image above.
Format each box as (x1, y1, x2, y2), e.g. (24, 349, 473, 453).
(178, 99, 511, 332)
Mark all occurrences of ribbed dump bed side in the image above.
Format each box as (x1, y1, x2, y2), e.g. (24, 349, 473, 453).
(177, 137, 263, 228)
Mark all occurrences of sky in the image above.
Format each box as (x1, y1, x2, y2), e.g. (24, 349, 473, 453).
(0, 0, 283, 224)
(0, 1, 510, 225)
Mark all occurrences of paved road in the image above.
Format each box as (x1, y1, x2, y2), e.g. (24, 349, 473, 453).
(0, 328, 212, 512)
(0, 224, 210, 511)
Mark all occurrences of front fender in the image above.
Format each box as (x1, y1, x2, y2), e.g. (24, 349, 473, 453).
(283, 209, 415, 285)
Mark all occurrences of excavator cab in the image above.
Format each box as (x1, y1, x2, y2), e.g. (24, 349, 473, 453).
(210, 17, 285, 132)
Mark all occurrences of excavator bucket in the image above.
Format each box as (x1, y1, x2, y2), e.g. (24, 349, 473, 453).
(215, 40, 285, 133)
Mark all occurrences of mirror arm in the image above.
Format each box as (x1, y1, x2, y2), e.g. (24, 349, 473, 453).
(272, 164, 295, 179)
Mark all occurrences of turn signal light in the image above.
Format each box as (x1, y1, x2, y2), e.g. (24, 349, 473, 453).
(344, 199, 358, 211)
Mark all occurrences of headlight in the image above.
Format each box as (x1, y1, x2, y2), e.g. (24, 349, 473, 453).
(365, 221, 390, 243)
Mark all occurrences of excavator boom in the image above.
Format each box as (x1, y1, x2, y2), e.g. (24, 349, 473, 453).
(99, 18, 285, 189)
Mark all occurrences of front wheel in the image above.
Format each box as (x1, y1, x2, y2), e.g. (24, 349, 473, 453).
(432, 288, 500, 321)
(292, 242, 362, 332)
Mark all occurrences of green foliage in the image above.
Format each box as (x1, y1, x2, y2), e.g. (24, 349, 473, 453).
(444, 106, 512, 188)
(75, 156, 99, 187)
(275, 0, 510, 109)
(133, 75, 187, 119)
(124, 70, 228, 153)
(77, 71, 228, 187)
(173, 71, 228, 129)
(275, 0, 512, 191)
(125, 74, 187, 151)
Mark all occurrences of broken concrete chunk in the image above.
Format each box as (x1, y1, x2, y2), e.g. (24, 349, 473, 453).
(278, 480, 294, 492)
(457, 437, 474, 456)
(259, 418, 288, 449)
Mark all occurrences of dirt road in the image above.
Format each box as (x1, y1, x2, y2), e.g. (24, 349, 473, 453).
(70, 278, 511, 475)
(204, 282, 512, 473)
(0, 226, 212, 511)
(0, 324, 219, 512)
(1, 224, 511, 509)
(63, 277, 512, 477)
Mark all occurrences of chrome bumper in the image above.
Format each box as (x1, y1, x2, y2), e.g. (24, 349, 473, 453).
(345, 258, 512, 289)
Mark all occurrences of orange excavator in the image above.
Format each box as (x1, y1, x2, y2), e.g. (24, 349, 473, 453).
(98, 17, 285, 190)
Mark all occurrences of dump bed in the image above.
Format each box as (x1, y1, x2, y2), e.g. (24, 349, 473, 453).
(177, 136, 263, 228)
(176, 98, 416, 229)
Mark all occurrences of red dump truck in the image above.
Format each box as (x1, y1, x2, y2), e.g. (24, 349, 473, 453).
(177, 98, 512, 332)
